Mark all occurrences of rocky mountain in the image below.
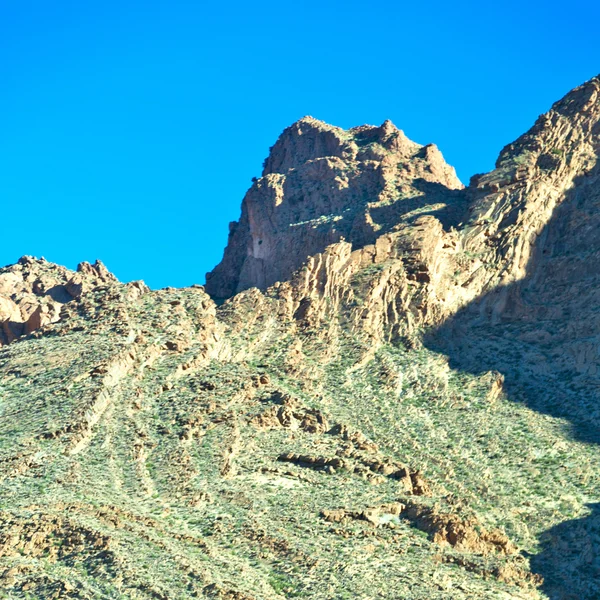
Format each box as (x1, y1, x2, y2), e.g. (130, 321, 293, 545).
(205, 117, 463, 299)
(0, 75, 599, 599)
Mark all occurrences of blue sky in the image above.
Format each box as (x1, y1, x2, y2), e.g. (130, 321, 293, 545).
(1, 1, 599, 288)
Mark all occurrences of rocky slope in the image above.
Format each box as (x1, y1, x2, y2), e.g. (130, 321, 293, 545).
(0, 75, 599, 599)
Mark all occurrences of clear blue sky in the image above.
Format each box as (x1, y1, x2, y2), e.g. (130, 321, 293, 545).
(1, 1, 599, 288)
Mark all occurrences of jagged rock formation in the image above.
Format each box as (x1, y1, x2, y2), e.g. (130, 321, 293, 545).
(463, 75, 600, 301)
(206, 117, 463, 298)
(209, 76, 600, 349)
(0, 257, 118, 346)
(1, 75, 600, 599)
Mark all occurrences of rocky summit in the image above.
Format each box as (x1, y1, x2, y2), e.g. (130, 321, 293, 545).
(205, 117, 463, 299)
(1, 75, 600, 599)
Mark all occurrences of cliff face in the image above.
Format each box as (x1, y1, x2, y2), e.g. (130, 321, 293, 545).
(1, 75, 600, 600)
(208, 76, 600, 346)
(205, 116, 463, 298)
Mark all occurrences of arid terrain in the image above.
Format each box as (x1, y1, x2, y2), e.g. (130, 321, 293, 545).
(1, 75, 599, 599)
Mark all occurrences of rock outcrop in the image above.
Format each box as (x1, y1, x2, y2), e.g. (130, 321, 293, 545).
(0, 257, 117, 345)
(208, 75, 600, 350)
(206, 116, 463, 298)
(463, 75, 600, 304)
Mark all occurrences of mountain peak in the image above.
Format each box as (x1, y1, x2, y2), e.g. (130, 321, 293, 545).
(206, 117, 462, 298)
(261, 116, 349, 176)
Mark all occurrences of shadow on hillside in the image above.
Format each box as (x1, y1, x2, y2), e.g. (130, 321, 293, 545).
(424, 167, 600, 598)
(529, 503, 600, 600)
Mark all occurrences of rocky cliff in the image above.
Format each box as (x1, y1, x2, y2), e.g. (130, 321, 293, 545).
(208, 75, 600, 348)
(205, 117, 463, 298)
(1, 75, 599, 600)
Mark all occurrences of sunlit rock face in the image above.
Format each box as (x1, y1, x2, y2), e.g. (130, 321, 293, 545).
(0, 256, 117, 345)
(205, 116, 463, 298)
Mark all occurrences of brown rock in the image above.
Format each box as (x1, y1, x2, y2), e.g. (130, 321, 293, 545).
(0, 257, 127, 345)
(206, 116, 463, 298)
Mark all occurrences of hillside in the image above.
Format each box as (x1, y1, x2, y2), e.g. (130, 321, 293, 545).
(0, 75, 599, 599)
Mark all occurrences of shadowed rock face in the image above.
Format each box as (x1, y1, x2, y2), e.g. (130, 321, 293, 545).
(1, 75, 600, 599)
(205, 116, 463, 298)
